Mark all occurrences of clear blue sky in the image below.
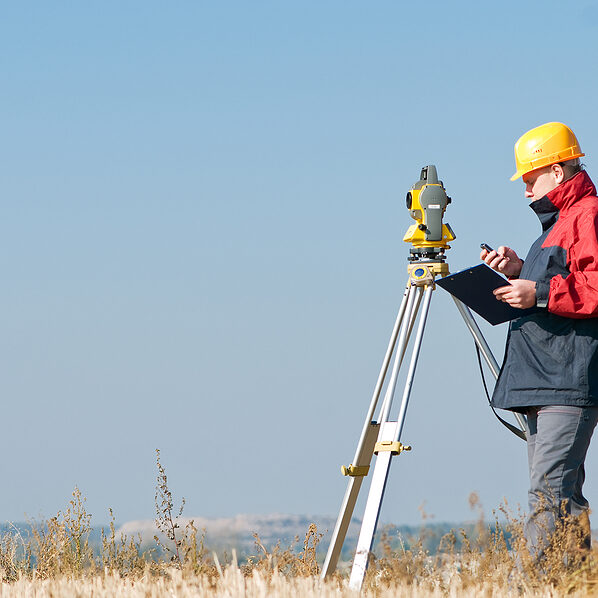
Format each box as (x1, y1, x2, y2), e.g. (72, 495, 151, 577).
(1, 1, 598, 528)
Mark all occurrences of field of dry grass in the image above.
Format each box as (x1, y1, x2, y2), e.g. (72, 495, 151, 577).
(0, 562, 597, 598)
(1, 505, 597, 598)
(1, 452, 598, 596)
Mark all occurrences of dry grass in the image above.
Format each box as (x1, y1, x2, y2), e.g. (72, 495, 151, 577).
(0, 567, 595, 598)
(1, 455, 598, 596)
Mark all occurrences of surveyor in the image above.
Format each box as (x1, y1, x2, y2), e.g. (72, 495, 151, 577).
(481, 122, 598, 559)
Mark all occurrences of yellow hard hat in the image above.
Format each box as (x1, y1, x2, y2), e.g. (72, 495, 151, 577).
(511, 122, 584, 181)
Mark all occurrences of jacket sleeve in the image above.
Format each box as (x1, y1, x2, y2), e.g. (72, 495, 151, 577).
(547, 210, 598, 318)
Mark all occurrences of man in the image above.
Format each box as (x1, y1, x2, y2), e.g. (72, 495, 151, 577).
(481, 122, 598, 559)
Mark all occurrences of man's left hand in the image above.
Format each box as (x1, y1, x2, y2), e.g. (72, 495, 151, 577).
(493, 279, 537, 309)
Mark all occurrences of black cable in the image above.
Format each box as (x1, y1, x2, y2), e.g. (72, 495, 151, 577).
(475, 343, 526, 441)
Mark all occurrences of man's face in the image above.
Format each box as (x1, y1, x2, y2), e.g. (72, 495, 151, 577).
(522, 166, 560, 201)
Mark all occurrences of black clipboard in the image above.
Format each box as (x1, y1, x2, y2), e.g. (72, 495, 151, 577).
(436, 263, 538, 325)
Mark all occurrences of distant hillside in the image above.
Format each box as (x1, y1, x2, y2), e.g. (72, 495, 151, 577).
(0, 515, 488, 563)
(118, 514, 483, 561)
(121, 513, 355, 555)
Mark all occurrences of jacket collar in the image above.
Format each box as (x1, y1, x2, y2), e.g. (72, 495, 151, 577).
(529, 170, 596, 230)
(530, 196, 559, 230)
(545, 170, 596, 211)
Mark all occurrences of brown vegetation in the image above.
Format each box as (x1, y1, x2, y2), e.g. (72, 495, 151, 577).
(0, 454, 598, 596)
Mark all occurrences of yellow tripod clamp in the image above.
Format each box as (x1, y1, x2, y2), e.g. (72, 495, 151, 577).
(374, 440, 412, 455)
(341, 464, 370, 477)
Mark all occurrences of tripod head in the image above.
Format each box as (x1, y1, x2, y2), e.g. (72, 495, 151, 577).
(403, 165, 456, 262)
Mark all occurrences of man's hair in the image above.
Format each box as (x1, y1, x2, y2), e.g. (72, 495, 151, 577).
(559, 158, 584, 177)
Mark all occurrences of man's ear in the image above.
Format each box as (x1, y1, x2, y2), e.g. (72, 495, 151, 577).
(551, 163, 566, 184)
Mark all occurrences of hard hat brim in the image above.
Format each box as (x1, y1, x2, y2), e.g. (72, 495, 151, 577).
(510, 152, 585, 182)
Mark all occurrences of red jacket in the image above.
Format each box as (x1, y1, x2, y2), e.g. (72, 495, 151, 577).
(539, 170, 598, 317)
(492, 170, 598, 411)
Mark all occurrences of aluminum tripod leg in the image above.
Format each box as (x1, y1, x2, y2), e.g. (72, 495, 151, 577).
(321, 283, 421, 578)
(378, 286, 424, 426)
(322, 274, 524, 588)
(349, 285, 433, 590)
(451, 297, 526, 434)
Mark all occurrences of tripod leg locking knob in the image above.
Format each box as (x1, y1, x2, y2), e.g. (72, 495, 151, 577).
(374, 441, 412, 455)
(341, 464, 370, 477)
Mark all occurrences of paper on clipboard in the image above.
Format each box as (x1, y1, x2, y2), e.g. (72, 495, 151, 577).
(436, 263, 539, 325)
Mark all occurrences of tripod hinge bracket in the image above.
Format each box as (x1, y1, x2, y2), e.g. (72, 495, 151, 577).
(407, 262, 449, 286)
(341, 464, 370, 477)
(374, 441, 412, 455)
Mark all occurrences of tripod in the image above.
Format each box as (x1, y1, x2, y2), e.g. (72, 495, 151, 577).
(321, 257, 526, 590)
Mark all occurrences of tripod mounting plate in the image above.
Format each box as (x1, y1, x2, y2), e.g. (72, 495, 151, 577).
(408, 262, 449, 286)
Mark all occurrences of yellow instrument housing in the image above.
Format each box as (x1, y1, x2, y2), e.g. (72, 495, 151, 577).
(403, 168, 456, 249)
(403, 220, 456, 248)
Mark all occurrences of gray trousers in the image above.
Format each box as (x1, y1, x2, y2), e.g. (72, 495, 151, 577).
(524, 405, 598, 556)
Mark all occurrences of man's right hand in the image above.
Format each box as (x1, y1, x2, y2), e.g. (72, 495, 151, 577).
(480, 245, 524, 278)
